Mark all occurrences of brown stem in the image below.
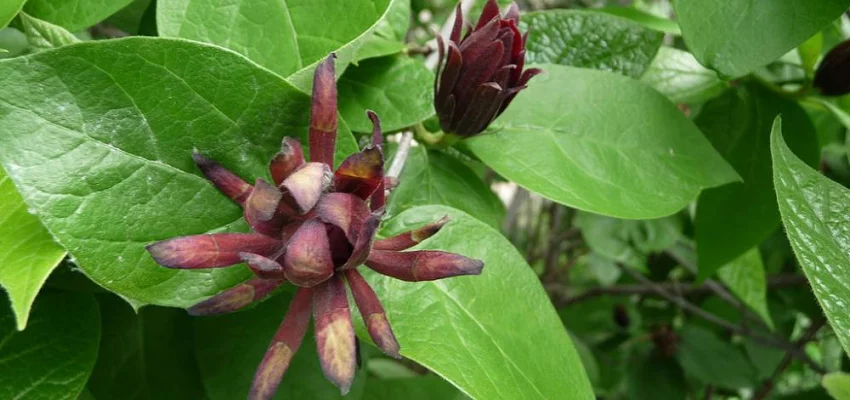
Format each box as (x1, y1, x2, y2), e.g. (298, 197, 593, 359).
(752, 319, 827, 400)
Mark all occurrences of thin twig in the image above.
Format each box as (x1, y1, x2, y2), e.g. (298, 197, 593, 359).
(619, 265, 825, 374)
(386, 131, 413, 179)
(555, 274, 808, 306)
(752, 319, 827, 400)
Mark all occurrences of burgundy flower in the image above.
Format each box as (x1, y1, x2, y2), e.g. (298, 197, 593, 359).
(434, 0, 541, 137)
(145, 55, 483, 399)
(814, 39, 850, 97)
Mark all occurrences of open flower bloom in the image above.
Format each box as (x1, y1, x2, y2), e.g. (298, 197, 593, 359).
(434, 0, 542, 137)
(145, 55, 484, 399)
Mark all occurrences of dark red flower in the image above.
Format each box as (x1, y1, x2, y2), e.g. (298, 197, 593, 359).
(434, 0, 541, 137)
(145, 55, 483, 399)
(814, 39, 850, 97)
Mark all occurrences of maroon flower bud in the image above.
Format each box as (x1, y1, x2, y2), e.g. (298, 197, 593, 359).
(814, 39, 850, 97)
(434, 0, 541, 137)
(145, 55, 484, 399)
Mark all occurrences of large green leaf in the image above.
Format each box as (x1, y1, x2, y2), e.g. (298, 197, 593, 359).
(0, 0, 25, 29)
(0, 37, 357, 308)
(88, 295, 207, 399)
(466, 64, 739, 219)
(772, 117, 850, 357)
(824, 372, 850, 400)
(18, 12, 80, 52)
(24, 0, 135, 31)
(353, 0, 410, 62)
(521, 10, 662, 78)
(694, 85, 819, 278)
(717, 248, 774, 329)
(370, 205, 594, 399)
(361, 376, 462, 400)
(597, 6, 681, 35)
(0, 291, 100, 400)
(675, 325, 757, 389)
(157, 0, 393, 87)
(640, 47, 727, 104)
(0, 166, 66, 330)
(675, 0, 850, 78)
(387, 147, 504, 229)
(337, 55, 434, 133)
(194, 290, 367, 400)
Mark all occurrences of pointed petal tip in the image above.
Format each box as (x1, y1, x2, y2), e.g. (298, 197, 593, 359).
(248, 342, 294, 400)
(367, 313, 401, 358)
(187, 278, 285, 316)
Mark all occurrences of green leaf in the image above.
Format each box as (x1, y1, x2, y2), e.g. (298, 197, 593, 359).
(816, 98, 850, 132)
(575, 211, 681, 271)
(386, 147, 504, 229)
(157, 0, 394, 87)
(24, 0, 135, 31)
(88, 295, 207, 399)
(194, 290, 367, 399)
(0, 37, 357, 308)
(353, 0, 410, 62)
(640, 47, 728, 104)
(717, 248, 774, 329)
(675, 0, 850, 78)
(361, 376, 462, 400)
(0, 0, 26, 29)
(675, 325, 757, 389)
(695, 85, 819, 278)
(799, 33, 824, 77)
(521, 10, 663, 78)
(466, 64, 739, 219)
(0, 166, 66, 330)
(626, 345, 687, 400)
(0, 291, 100, 400)
(338, 55, 434, 133)
(371, 205, 594, 399)
(824, 372, 850, 400)
(18, 12, 80, 52)
(597, 6, 681, 35)
(772, 116, 850, 358)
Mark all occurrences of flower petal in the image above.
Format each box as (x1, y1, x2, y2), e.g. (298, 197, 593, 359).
(270, 137, 305, 186)
(188, 278, 285, 316)
(449, 2, 464, 43)
(341, 215, 380, 270)
(373, 215, 450, 251)
(313, 276, 357, 394)
(435, 43, 462, 111)
(333, 146, 384, 200)
(280, 162, 332, 214)
(192, 153, 252, 206)
(309, 54, 338, 168)
(146, 233, 281, 269)
(475, 0, 501, 30)
(344, 269, 400, 358)
(283, 219, 334, 287)
(455, 82, 504, 135)
(245, 179, 284, 236)
(240, 252, 286, 279)
(365, 250, 484, 282)
(315, 192, 370, 244)
(249, 288, 313, 400)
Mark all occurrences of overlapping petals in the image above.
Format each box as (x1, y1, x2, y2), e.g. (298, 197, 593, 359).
(145, 54, 484, 399)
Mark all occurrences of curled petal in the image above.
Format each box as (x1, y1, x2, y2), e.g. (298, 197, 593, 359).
(249, 288, 313, 400)
(309, 54, 338, 168)
(283, 219, 334, 287)
(373, 216, 450, 251)
(475, 0, 501, 30)
(245, 179, 283, 236)
(188, 278, 285, 316)
(270, 137, 305, 185)
(315, 192, 370, 243)
(146, 233, 280, 269)
(333, 146, 384, 199)
(344, 269, 400, 358)
(367, 110, 383, 148)
(240, 252, 286, 279)
(504, 2, 520, 23)
(366, 250, 483, 282)
(280, 162, 332, 214)
(192, 153, 252, 206)
(313, 276, 357, 394)
(341, 216, 380, 270)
